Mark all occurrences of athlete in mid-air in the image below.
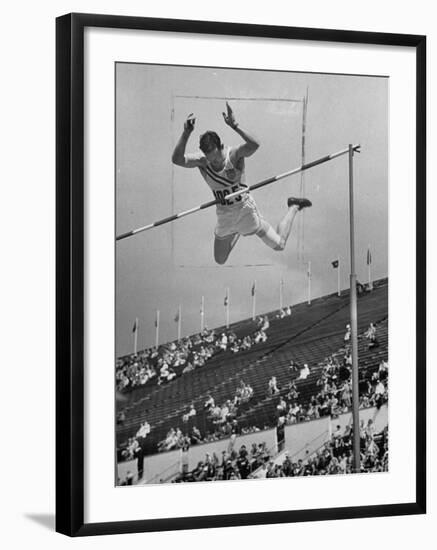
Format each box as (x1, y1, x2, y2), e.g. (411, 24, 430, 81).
(172, 102, 312, 265)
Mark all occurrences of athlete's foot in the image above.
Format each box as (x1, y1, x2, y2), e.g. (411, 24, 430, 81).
(287, 197, 312, 210)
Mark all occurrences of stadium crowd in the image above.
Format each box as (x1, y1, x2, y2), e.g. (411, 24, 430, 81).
(268, 321, 388, 431)
(173, 439, 272, 482)
(116, 320, 270, 393)
(261, 422, 388, 478)
(119, 379, 258, 459)
(171, 421, 388, 483)
(118, 313, 388, 476)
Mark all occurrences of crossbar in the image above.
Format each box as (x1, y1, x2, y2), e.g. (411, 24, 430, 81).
(116, 144, 361, 241)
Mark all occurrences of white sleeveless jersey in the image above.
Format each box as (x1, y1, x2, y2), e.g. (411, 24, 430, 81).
(198, 147, 249, 212)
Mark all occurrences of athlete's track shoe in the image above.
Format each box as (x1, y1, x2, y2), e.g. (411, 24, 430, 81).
(287, 197, 312, 210)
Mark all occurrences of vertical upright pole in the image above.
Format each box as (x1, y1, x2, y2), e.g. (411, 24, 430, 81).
(337, 258, 341, 297)
(177, 305, 182, 342)
(133, 317, 138, 355)
(307, 261, 312, 305)
(367, 245, 373, 290)
(252, 280, 256, 321)
(226, 287, 230, 329)
(348, 144, 361, 473)
(200, 296, 205, 332)
(279, 277, 284, 310)
(155, 310, 160, 349)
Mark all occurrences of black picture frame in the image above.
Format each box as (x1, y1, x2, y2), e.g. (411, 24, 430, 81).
(56, 12, 426, 537)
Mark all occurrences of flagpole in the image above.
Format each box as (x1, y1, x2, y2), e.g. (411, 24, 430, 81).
(337, 258, 341, 296)
(155, 310, 160, 348)
(226, 287, 230, 329)
(133, 317, 138, 355)
(307, 261, 311, 305)
(367, 245, 373, 290)
(279, 277, 284, 310)
(200, 296, 205, 332)
(252, 280, 256, 320)
(348, 144, 361, 474)
(177, 304, 182, 342)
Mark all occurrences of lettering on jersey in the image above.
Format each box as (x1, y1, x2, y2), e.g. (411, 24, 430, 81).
(213, 189, 231, 205)
(213, 185, 243, 205)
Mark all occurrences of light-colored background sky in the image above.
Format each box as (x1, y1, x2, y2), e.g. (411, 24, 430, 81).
(116, 63, 388, 356)
(2, 0, 435, 548)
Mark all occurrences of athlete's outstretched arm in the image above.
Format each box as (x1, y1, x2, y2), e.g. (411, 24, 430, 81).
(172, 113, 205, 168)
(222, 102, 260, 159)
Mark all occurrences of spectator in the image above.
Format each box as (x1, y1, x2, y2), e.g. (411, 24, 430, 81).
(204, 394, 215, 410)
(268, 376, 280, 396)
(365, 323, 379, 349)
(136, 421, 151, 439)
(182, 403, 197, 423)
(297, 363, 310, 380)
(373, 379, 386, 408)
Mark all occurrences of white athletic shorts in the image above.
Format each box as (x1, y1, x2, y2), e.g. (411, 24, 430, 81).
(214, 195, 262, 238)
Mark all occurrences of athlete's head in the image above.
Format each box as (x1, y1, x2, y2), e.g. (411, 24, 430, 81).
(199, 131, 223, 154)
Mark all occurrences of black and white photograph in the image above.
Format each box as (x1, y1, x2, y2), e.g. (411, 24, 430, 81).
(115, 62, 389, 487)
(0, 0, 430, 544)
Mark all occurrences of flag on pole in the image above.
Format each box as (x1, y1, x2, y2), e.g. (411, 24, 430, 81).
(132, 317, 139, 355)
(200, 296, 205, 332)
(332, 258, 341, 296)
(251, 281, 256, 297)
(367, 248, 372, 265)
(154, 310, 160, 348)
(366, 246, 373, 290)
(132, 318, 139, 333)
(307, 261, 312, 279)
(224, 288, 230, 328)
(175, 305, 182, 340)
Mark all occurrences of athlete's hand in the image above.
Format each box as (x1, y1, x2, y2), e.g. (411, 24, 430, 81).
(184, 113, 196, 134)
(222, 102, 238, 130)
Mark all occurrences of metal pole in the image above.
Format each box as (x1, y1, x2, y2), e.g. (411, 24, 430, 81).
(133, 318, 138, 355)
(200, 296, 205, 332)
(367, 244, 373, 290)
(177, 305, 182, 342)
(307, 261, 311, 305)
(348, 144, 361, 473)
(155, 310, 160, 348)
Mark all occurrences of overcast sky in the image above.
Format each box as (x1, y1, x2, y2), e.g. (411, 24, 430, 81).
(115, 63, 388, 357)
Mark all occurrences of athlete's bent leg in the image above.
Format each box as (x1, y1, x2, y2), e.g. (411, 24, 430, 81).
(275, 205, 299, 250)
(256, 197, 311, 251)
(214, 233, 240, 264)
(255, 220, 283, 250)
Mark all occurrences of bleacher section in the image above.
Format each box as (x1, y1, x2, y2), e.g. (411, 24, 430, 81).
(116, 278, 388, 456)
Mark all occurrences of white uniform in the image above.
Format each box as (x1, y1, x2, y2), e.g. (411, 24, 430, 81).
(198, 147, 262, 238)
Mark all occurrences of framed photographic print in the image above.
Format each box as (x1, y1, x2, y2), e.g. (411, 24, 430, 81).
(56, 13, 426, 536)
